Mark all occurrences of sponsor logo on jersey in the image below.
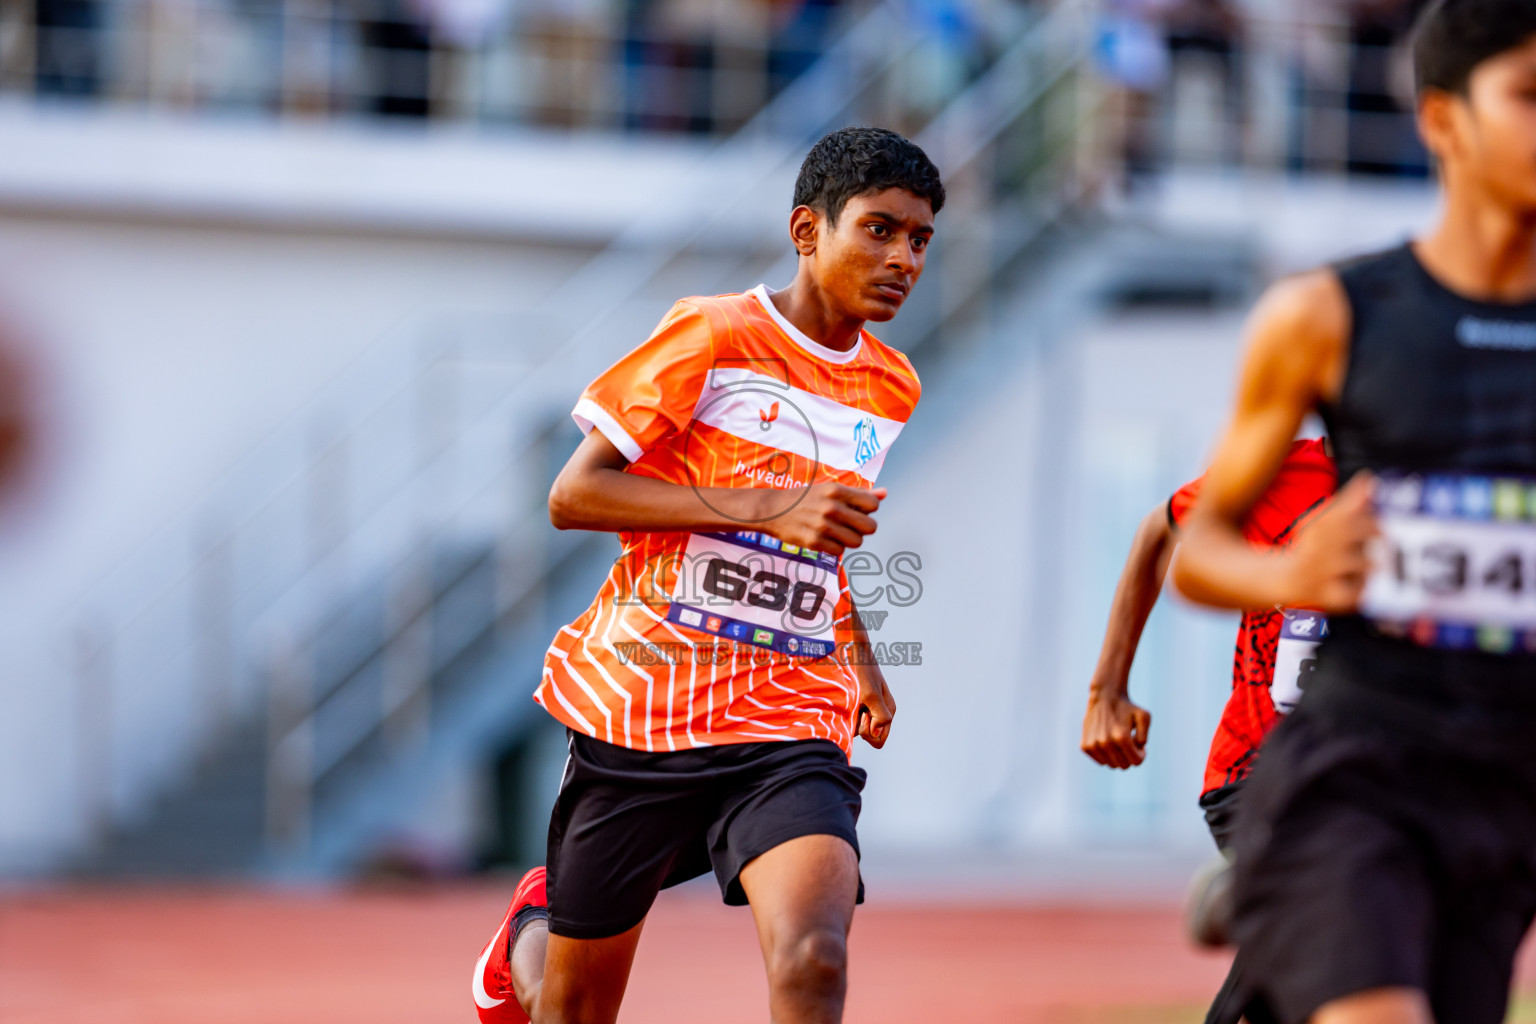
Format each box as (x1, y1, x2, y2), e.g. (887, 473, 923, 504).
(753, 628, 774, 646)
(679, 608, 703, 627)
(759, 401, 780, 430)
(733, 460, 805, 489)
(706, 616, 723, 633)
(853, 416, 881, 468)
(1456, 316, 1536, 351)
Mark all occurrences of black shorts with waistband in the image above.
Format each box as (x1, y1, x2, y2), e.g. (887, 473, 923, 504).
(1218, 698, 1536, 1024)
(544, 730, 866, 940)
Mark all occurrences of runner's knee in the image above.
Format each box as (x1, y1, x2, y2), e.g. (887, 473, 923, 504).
(768, 927, 848, 999)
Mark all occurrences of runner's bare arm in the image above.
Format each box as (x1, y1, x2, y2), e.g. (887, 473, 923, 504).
(550, 430, 887, 556)
(1171, 270, 1374, 612)
(1081, 503, 1172, 769)
(848, 598, 896, 749)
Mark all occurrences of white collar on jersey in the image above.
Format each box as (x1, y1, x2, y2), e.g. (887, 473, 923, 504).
(750, 284, 864, 364)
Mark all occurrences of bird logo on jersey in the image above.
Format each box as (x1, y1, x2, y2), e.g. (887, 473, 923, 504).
(853, 416, 881, 468)
(759, 401, 779, 431)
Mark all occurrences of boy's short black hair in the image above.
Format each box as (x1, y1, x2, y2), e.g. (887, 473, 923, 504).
(792, 126, 945, 226)
(1413, 0, 1536, 96)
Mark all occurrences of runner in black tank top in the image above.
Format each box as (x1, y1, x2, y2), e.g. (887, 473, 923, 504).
(1321, 243, 1536, 739)
(1170, 3, 1536, 1023)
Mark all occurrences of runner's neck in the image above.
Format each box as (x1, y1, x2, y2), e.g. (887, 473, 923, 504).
(1416, 196, 1536, 304)
(768, 277, 865, 353)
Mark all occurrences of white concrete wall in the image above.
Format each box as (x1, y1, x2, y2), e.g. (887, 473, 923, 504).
(853, 308, 1245, 895)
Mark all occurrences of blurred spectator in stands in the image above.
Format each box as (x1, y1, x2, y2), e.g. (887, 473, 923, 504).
(354, 0, 434, 117)
(901, 0, 987, 127)
(766, 0, 841, 101)
(622, 0, 776, 135)
(1095, 0, 1170, 188)
(621, 0, 700, 133)
(33, 0, 103, 95)
(1163, 0, 1242, 164)
(415, 0, 514, 46)
(516, 0, 615, 128)
(1344, 0, 1429, 176)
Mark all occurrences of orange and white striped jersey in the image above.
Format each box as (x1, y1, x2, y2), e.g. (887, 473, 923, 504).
(534, 285, 921, 757)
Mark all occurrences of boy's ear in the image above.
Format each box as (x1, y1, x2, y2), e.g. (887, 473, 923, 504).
(788, 205, 820, 257)
(1416, 88, 1463, 165)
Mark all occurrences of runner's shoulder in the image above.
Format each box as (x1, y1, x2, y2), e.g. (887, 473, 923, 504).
(1242, 268, 1351, 397)
(662, 293, 731, 332)
(857, 330, 922, 407)
(666, 290, 776, 356)
(1251, 268, 1351, 352)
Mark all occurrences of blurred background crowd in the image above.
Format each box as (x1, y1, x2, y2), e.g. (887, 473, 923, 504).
(0, 0, 1437, 895)
(3, 0, 1025, 132)
(0, 0, 1428, 162)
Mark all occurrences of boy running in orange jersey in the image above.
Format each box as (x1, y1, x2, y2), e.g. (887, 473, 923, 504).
(472, 127, 942, 1024)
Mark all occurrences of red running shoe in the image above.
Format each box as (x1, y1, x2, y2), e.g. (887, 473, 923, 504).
(472, 866, 548, 1024)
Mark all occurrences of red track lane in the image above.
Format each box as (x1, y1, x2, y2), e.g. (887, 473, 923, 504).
(1, 886, 1532, 1023)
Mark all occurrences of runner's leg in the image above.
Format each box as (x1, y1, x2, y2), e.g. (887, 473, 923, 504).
(1311, 988, 1432, 1024)
(739, 834, 860, 1024)
(510, 920, 646, 1024)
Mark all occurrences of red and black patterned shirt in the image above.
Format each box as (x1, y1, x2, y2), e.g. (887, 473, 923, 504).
(1168, 438, 1336, 796)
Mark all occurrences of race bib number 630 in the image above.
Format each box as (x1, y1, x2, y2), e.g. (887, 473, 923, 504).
(666, 531, 839, 658)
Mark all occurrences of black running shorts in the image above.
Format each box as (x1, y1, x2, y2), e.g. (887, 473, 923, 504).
(1198, 782, 1245, 853)
(1224, 706, 1536, 1024)
(544, 730, 866, 939)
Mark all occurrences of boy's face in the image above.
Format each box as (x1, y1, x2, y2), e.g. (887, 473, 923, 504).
(806, 187, 935, 323)
(1424, 34, 1536, 212)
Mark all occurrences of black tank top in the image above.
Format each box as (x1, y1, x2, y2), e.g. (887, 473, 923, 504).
(1316, 243, 1536, 744)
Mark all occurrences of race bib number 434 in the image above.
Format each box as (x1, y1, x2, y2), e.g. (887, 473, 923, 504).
(666, 532, 839, 658)
(1363, 474, 1536, 653)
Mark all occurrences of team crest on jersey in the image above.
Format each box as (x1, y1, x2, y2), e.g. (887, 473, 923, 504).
(852, 416, 881, 468)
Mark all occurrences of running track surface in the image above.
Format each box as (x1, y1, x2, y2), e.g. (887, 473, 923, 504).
(4, 885, 1536, 1024)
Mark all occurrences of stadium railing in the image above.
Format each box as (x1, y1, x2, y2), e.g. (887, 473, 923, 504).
(0, 0, 1021, 137)
(1107, 9, 1428, 178)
